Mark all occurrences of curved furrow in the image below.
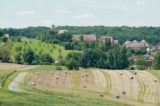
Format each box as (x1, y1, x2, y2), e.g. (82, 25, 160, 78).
(102, 70, 112, 95)
(108, 70, 123, 97)
(143, 72, 160, 103)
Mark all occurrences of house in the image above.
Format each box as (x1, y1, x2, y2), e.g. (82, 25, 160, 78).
(72, 35, 81, 41)
(58, 30, 68, 34)
(125, 40, 149, 48)
(156, 45, 160, 50)
(3, 34, 10, 38)
(129, 55, 137, 62)
(113, 40, 119, 44)
(83, 34, 97, 41)
(99, 36, 113, 43)
(99, 36, 118, 44)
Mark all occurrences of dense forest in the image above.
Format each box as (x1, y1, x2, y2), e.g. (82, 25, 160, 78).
(0, 26, 160, 44)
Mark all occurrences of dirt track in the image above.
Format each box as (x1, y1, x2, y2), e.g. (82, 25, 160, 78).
(9, 72, 27, 92)
(0, 63, 37, 70)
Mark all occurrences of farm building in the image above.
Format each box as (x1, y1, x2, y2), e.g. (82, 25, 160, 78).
(83, 34, 97, 41)
(125, 40, 147, 48)
(99, 36, 118, 44)
(3, 34, 10, 38)
(72, 34, 97, 42)
(72, 34, 81, 41)
(58, 30, 68, 34)
(99, 36, 113, 42)
(124, 40, 155, 52)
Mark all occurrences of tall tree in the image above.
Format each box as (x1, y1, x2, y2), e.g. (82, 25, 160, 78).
(154, 51, 160, 69)
(22, 49, 35, 65)
(65, 52, 82, 70)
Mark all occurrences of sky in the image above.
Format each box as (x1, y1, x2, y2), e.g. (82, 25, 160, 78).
(0, 0, 160, 28)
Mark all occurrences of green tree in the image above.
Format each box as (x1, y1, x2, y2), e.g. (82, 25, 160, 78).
(0, 29, 4, 37)
(0, 47, 10, 62)
(22, 49, 35, 65)
(135, 56, 146, 70)
(1, 37, 8, 42)
(15, 53, 22, 64)
(107, 46, 129, 69)
(39, 54, 54, 65)
(66, 59, 79, 70)
(154, 51, 160, 69)
(65, 52, 82, 70)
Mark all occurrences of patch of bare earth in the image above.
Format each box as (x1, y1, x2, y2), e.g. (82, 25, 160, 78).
(80, 71, 98, 92)
(0, 63, 37, 70)
(28, 71, 73, 93)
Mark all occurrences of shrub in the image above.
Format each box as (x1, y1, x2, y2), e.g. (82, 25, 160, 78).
(56, 66, 62, 70)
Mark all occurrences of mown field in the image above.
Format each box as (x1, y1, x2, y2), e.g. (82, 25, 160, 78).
(1, 63, 160, 106)
(25, 68, 160, 106)
(0, 64, 127, 106)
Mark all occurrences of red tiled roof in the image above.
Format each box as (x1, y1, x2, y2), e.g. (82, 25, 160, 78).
(72, 35, 80, 41)
(83, 35, 97, 41)
(99, 36, 113, 42)
(125, 40, 149, 48)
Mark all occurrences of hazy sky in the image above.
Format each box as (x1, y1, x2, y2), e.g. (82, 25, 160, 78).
(0, 0, 160, 28)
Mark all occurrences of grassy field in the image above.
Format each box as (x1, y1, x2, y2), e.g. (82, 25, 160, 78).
(0, 69, 16, 88)
(11, 38, 79, 60)
(0, 88, 126, 106)
(148, 70, 160, 82)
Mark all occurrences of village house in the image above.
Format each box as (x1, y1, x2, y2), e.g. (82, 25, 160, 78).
(3, 34, 10, 38)
(156, 44, 160, 50)
(58, 29, 68, 34)
(125, 40, 155, 52)
(72, 34, 81, 41)
(72, 34, 97, 42)
(99, 36, 118, 44)
(99, 36, 113, 42)
(125, 40, 150, 49)
(83, 34, 97, 41)
(72, 35, 119, 43)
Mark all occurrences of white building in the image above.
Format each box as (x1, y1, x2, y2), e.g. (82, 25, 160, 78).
(4, 34, 9, 38)
(58, 30, 68, 34)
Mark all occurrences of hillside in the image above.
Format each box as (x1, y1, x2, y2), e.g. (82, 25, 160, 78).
(9, 38, 79, 60)
(0, 64, 126, 106)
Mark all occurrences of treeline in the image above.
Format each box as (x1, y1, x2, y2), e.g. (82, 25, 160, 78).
(65, 45, 129, 70)
(1, 27, 50, 38)
(57, 26, 160, 45)
(0, 46, 54, 65)
(1, 26, 160, 44)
